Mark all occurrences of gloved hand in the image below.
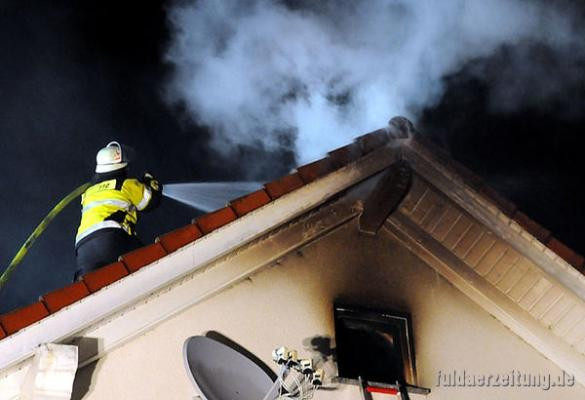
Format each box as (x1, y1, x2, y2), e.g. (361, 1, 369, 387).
(142, 171, 161, 192)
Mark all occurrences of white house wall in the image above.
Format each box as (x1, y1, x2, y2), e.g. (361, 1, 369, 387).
(74, 219, 585, 400)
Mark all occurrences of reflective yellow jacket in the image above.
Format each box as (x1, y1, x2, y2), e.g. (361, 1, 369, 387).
(75, 176, 157, 246)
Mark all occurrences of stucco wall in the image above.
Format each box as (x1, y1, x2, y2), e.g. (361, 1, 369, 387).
(74, 219, 585, 399)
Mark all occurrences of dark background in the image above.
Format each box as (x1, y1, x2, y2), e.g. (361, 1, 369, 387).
(0, 0, 584, 313)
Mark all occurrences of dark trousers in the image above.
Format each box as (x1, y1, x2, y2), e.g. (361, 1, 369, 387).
(74, 228, 142, 282)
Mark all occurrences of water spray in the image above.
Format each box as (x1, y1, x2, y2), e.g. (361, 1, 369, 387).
(162, 181, 261, 212)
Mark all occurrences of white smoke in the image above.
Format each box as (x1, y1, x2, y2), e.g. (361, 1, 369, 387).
(164, 0, 582, 163)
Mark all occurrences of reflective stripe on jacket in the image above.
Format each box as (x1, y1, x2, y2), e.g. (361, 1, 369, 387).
(75, 178, 153, 246)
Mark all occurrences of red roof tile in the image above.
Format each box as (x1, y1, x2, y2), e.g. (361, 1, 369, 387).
(264, 173, 305, 199)
(296, 157, 335, 183)
(0, 325, 5, 340)
(194, 206, 238, 234)
(328, 142, 364, 168)
(42, 282, 90, 313)
(121, 243, 167, 273)
(356, 129, 389, 153)
(157, 224, 203, 253)
(513, 211, 551, 243)
(230, 189, 272, 217)
(83, 262, 129, 292)
(479, 185, 517, 217)
(0, 302, 49, 335)
(546, 237, 585, 269)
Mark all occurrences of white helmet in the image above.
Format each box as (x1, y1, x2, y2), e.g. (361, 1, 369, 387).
(95, 141, 128, 173)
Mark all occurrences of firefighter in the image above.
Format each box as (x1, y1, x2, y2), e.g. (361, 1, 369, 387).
(74, 141, 162, 281)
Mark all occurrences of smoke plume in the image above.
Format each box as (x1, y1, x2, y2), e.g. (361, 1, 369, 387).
(164, 0, 583, 164)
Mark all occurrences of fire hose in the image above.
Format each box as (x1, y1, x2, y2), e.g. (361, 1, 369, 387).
(0, 182, 91, 291)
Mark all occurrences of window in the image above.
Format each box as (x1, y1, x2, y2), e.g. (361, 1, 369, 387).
(334, 305, 417, 385)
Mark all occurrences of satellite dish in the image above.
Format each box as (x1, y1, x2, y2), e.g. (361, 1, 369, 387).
(183, 336, 276, 400)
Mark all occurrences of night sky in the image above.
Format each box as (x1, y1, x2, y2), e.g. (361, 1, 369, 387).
(1, 0, 584, 313)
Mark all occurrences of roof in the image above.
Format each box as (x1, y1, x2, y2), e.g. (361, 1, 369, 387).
(1, 116, 584, 386)
(408, 135, 584, 271)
